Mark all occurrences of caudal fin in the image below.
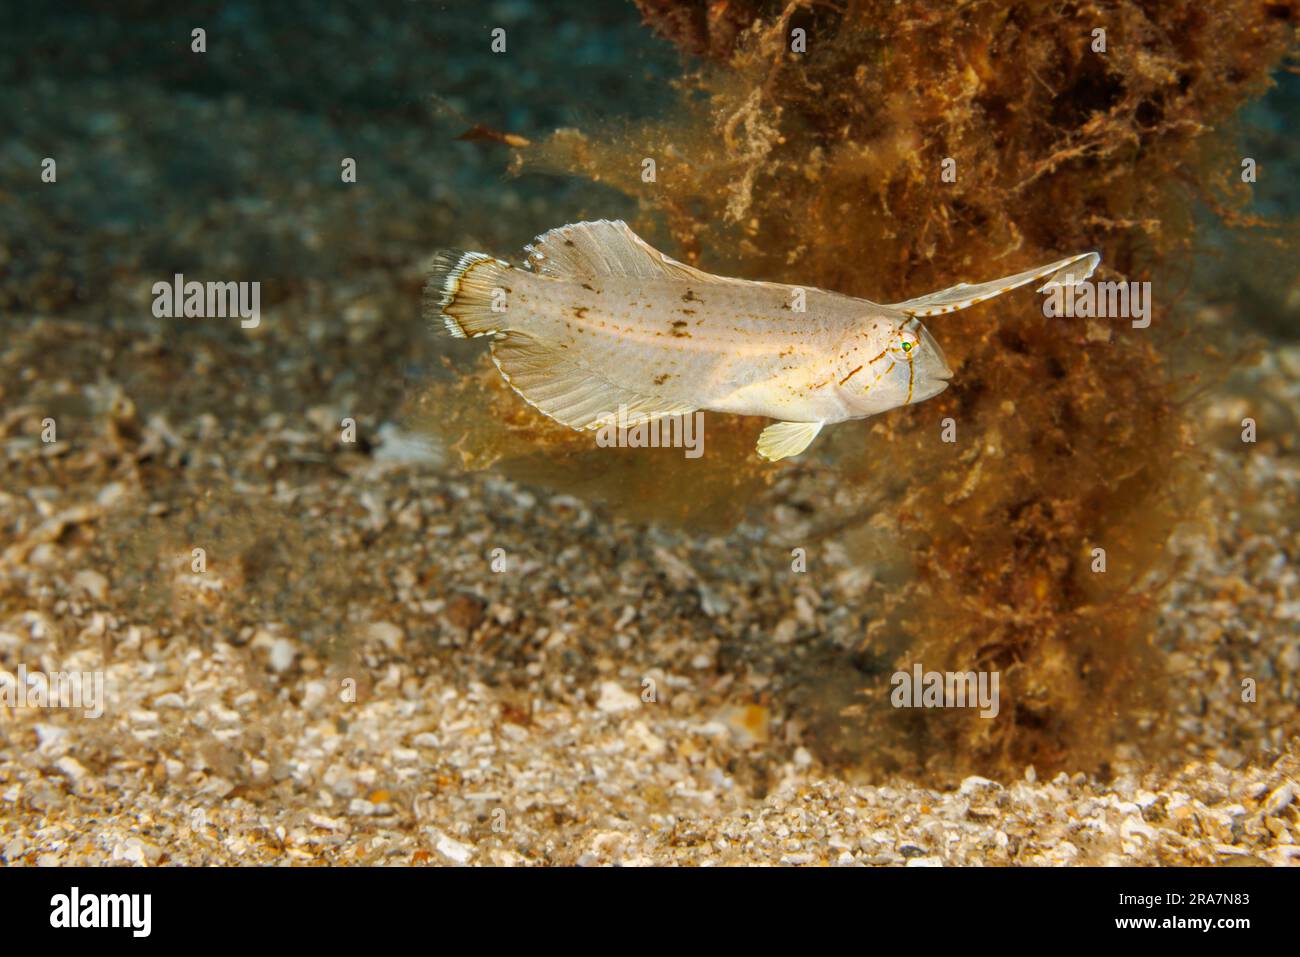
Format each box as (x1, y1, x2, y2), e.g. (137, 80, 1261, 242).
(424, 251, 514, 338)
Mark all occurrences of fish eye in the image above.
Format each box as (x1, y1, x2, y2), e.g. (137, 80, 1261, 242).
(901, 341, 913, 352)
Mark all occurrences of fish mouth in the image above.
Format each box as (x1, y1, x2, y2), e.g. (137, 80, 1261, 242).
(916, 378, 950, 401)
(918, 325, 952, 379)
(921, 352, 953, 381)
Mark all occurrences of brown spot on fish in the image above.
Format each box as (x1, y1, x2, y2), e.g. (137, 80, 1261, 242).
(671, 320, 691, 338)
(682, 289, 702, 303)
(839, 365, 863, 385)
(573, 306, 588, 319)
(653, 373, 672, 385)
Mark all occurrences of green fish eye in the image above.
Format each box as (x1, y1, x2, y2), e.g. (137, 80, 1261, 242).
(901, 341, 913, 352)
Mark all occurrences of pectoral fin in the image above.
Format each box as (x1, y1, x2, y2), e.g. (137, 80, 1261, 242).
(756, 420, 824, 462)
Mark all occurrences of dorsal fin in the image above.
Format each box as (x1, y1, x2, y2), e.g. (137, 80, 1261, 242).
(522, 219, 732, 285)
(885, 252, 1101, 317)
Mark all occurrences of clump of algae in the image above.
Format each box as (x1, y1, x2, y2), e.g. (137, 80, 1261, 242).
(491, 0, 1296, 779)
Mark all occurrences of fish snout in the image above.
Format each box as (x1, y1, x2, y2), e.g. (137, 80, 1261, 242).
(918, 325, 952, 380)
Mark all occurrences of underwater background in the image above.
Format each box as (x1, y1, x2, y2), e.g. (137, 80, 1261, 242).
(0, 0, 1297, 864)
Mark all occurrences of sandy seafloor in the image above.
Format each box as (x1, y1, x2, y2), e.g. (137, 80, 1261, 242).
(1, 3, 1298, 865)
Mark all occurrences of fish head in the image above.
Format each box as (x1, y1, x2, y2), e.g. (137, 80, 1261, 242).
(837, 314, 952, 413)
(896, 315, 953, 404)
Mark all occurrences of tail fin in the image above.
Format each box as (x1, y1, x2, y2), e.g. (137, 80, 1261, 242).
(424, 251, 514, 338)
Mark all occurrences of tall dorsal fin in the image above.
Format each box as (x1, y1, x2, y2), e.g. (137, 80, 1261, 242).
(886, 252, 1101, 317)
(522, 219, 735, 285)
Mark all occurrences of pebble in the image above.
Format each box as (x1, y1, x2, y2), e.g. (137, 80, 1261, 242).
(53, 757, 88, 781)
(268, 638, 297, 673)
(72, 569, 109, 601)
(433, 832, 475, 865)
(596, 681, 640, 714)
(366, 621, 404, 651)
(1262, 782, 1294, 816)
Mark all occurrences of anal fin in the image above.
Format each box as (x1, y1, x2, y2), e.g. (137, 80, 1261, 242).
(491, 334, 695, 431)
(756, 420, 824, 462)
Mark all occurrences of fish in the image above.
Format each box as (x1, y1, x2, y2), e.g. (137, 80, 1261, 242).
(453, 123, 531, 149)
(425, 220, 1099, 461)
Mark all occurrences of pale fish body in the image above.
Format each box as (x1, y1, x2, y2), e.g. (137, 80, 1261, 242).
(426, 220, 1099, 461)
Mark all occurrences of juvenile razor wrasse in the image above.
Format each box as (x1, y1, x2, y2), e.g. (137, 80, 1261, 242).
(425, 220, 1099, 461)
